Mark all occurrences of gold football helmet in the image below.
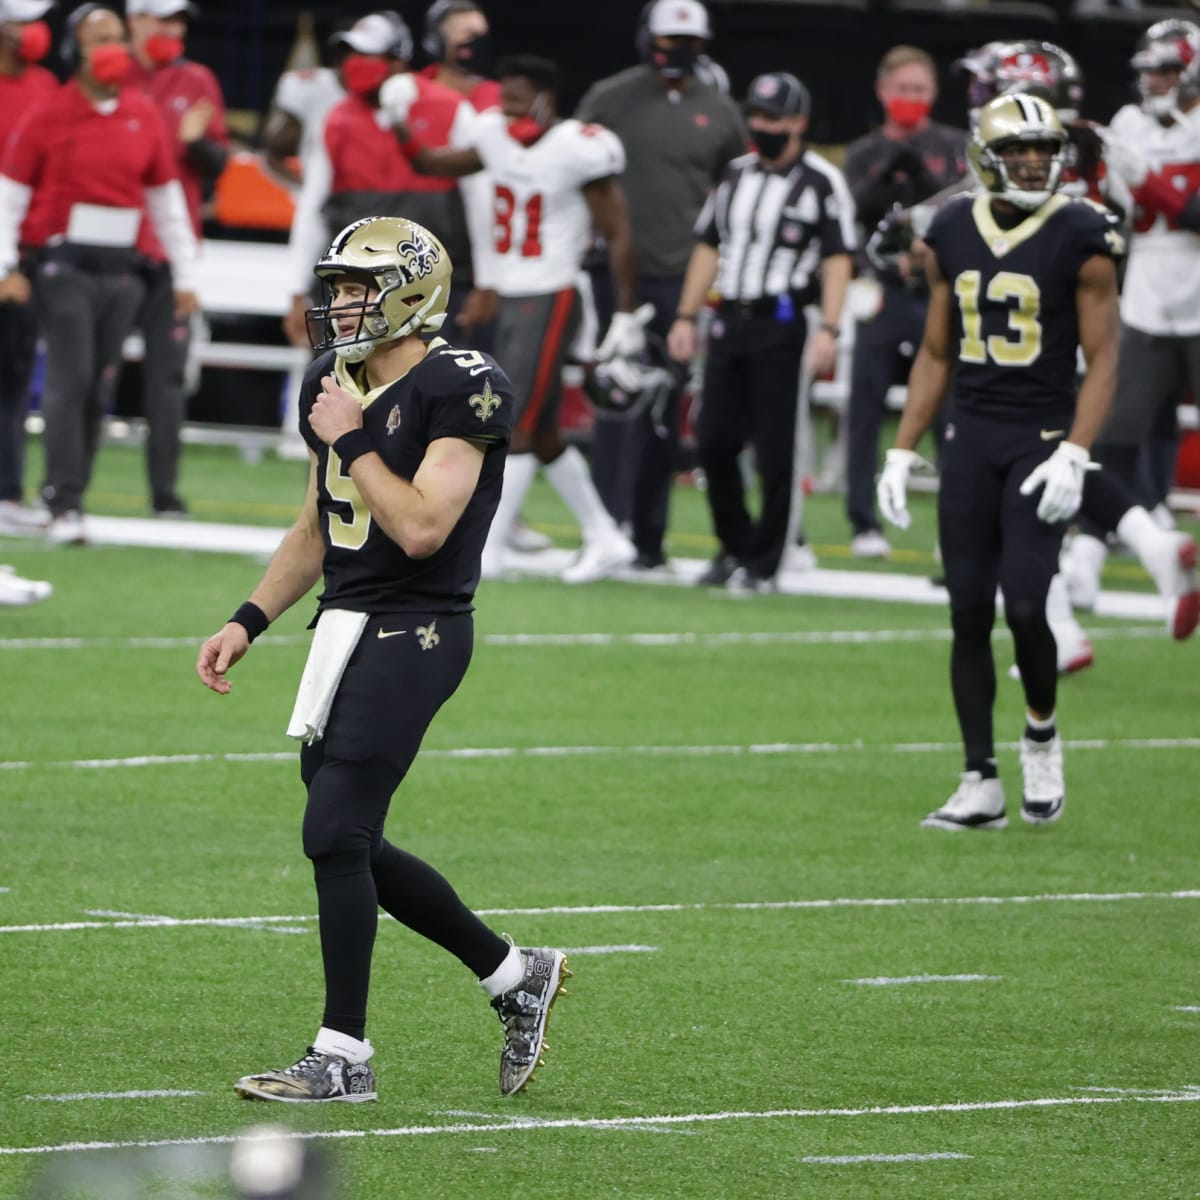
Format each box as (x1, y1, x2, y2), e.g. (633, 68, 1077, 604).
(307, 216, 452, 361)
(968, 93, 1066, 213)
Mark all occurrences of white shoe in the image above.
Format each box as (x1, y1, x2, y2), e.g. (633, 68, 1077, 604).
(0, 499, 50, 531)
(1020, 735, 1065, 825)
(0, 564, 52, 606)
(726, 566, 776, 595)
(1142, 531, 1199, 641)
(47, 511, 87, 546)
(921, 772, 1008, 830)
(781, 543, 818, 572)
(507, 521, 552, 553)
(850, 530, 891, 559)
(1059, 534, 1105, 610)
(560, 530, 635, 584)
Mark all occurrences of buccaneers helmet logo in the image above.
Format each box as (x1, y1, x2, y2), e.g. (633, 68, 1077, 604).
(396, 235, 439, 280)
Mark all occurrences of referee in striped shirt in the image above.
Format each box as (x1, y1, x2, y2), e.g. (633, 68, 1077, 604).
(669, 72, 855, 592)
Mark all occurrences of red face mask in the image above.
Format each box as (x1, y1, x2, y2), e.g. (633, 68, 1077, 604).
(144, 34, 184, 66)
(89, 44, 132, 85)
(506, 116, 545, 146)
(343, 54, 391, 97)
(884, 96, 931, 128)
(18, 20, 52, 63)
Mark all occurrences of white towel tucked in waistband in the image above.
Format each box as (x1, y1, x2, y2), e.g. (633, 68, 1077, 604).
(286, 609, 369, 744)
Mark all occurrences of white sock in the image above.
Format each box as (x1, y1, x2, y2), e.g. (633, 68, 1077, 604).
(1026, 711, 1056, 734)
(313, 1026, 374, 1063)
(543, 445, 619, 543)
(485, 453, 538, 559)
(479, 943, 523, 997)
(1116, 506, 1161, 561)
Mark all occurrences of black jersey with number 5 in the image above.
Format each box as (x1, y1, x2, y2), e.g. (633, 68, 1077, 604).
(298, 339, 513, 616)
(924, 193, 1122, 420)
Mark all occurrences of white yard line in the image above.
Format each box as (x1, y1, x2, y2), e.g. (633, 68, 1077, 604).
(24, 1090, 207, 1102)
(1171, 1006, 1200, 1013)
(0, 626, 1168, 653)
(2, 736, 1199, 774)
(803, 1152, 972, 1164)
(2, 1088, 1198, 1156)
(846, 975, 1002, 986)
(3, 889, 1199, 936)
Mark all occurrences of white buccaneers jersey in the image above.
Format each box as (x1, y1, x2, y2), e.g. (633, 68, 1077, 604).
(470, 113, 625, 296)
(1110, 102, 1200, 335)
(272, 67, 345, 167)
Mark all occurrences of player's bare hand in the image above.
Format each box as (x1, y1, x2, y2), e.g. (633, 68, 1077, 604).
(196, 623, 250, 694)
(179, 97, 216, 144)
(667, 318, 695, 363)
(805, 327, 838, 378)
(283, 294, 310, 348)
(309, 374, 364, 445)
(173, 289, 200, 319)
(0, 271, 31, 304)
(457, 287, 497, 334)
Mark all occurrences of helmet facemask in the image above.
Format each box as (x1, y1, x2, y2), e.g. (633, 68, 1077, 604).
(305, 217, 453, 362)
(969, 94, 1067, 213)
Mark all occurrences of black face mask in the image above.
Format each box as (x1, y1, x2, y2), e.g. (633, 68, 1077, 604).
(453, 32, 492, 76)
(651, 44, 697, 80)
(753, 129, 791, 161)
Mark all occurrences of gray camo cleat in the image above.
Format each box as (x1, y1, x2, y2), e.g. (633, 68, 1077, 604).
(491, 946, 571, 1096)
(235, 1046, 377, 1103)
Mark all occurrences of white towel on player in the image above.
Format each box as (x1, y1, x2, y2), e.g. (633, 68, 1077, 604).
(285, 609, 368, 744)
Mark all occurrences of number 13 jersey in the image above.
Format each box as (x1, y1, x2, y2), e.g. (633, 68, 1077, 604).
(468, 112, 626, 296)
(925, 192, 1120, 420)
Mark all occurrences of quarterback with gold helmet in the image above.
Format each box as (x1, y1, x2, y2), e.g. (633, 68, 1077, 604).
(196, 215, 570, 1104)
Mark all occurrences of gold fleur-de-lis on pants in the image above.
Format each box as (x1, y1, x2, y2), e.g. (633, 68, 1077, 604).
(416, 621, 440, 651)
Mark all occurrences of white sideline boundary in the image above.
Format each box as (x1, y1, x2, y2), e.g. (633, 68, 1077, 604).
(2, 736, 1199, 774)
(3, 888, 1199, 936)
(0, 512, 1176, 623)
(2, 1087, 1199, 1156)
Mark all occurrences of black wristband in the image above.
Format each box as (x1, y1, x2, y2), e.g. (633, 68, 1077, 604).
(674, 311, 698, 323)
(229, 601, 269, 643)
(332, 428, 374, 467)
(819, 322, 840, 338)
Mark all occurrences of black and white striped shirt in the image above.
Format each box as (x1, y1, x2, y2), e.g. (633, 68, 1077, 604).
(695, 150, 857, 304)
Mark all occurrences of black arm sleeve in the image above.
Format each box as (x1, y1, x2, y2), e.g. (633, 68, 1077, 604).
(184, 137, 229, 180)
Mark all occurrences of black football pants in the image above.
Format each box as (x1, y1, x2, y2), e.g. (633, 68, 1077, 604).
(695, 307, 806, 580)
(0, 298, 39, 503)
(137, 262, 191, 505)
(938, 408, 1067, 772)
(298, 611, 509, 1041)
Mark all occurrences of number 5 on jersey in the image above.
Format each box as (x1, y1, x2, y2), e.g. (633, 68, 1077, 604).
(324, 451, 371, 550)
(954, 269, 1042, 367)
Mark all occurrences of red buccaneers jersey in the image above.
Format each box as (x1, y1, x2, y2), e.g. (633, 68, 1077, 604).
(2, 81, 177, 248)
(298, 340, 513, 615)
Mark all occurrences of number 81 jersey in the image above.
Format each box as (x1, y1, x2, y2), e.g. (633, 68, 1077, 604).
(469, 112, 626, 296)
(925, 193, 1121, 418)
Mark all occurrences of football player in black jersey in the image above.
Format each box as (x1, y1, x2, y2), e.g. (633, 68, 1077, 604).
(876, 95, 1121, 831)
(196, 216, 569, 1103)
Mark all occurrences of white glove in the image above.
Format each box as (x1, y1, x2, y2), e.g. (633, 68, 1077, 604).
(1019, 440, 1092, 524)
(595, 302, 655, 361)
(876, 448, 927, 530)
(379, 73, 418, 126)
(1096, 126, 1148, 189)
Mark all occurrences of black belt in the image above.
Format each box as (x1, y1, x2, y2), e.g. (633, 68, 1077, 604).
(719, 296, 797, 317)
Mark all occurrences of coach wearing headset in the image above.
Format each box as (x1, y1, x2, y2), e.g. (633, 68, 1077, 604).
(0, 3, 198, 546)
